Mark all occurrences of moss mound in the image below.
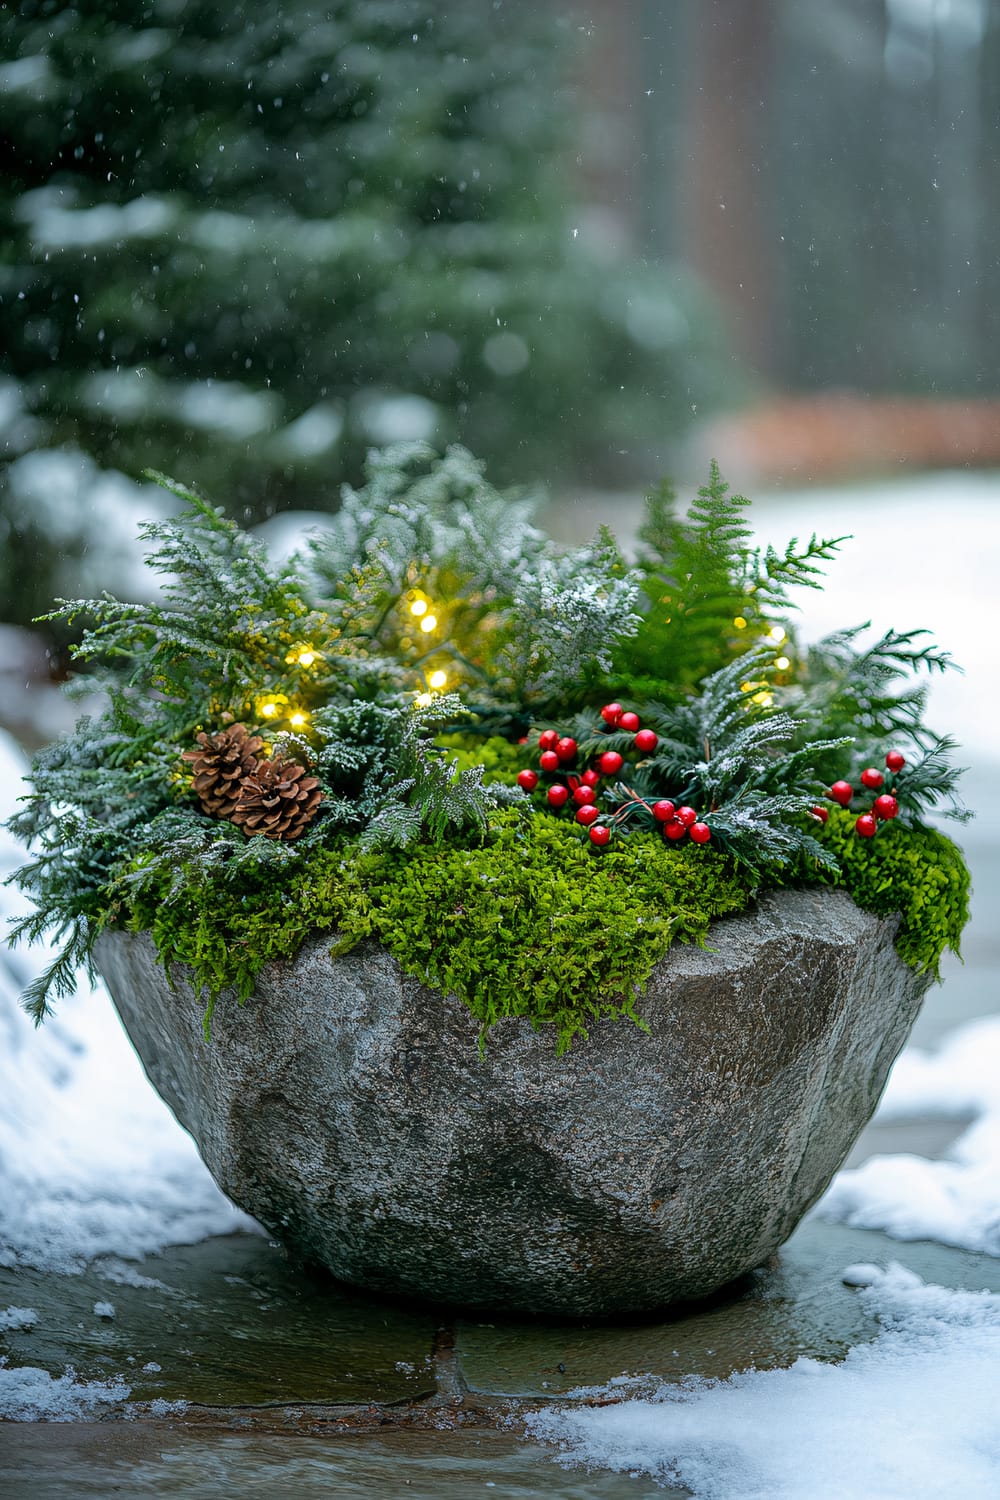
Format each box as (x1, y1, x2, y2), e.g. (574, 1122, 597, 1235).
(811, 808, 970, 975)
(120, 805, 970, 1050)
(124, 809, 753, 1049)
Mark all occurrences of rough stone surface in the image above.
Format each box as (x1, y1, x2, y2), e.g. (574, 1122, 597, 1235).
(94, 888, 931, 1318)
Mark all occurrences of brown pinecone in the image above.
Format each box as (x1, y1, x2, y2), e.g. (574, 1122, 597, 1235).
(181, 723, 264, 819)
(231, 752, 324, 841)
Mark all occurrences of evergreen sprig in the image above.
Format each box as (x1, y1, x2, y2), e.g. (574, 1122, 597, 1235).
(573, 651, 851, 873)
(617, 462, 846, 697)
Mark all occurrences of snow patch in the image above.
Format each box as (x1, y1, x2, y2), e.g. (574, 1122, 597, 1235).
(817, 1016, 1000, 1254)
(0, 731, 260, 1278)
(528, 1264, 1000, 1499)
(0, 1360, 131, 1422)
(0, 1307, 38, 1332)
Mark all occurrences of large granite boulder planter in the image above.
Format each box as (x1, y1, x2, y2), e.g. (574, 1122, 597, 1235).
(94, 886, 931, 1318)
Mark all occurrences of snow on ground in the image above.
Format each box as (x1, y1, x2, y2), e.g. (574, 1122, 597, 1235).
(528, 1264, 1000, 1500)
(0, 730, 255, 1279)
(816, 1016, 1000, 1254)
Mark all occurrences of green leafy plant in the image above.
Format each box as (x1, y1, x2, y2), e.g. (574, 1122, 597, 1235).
(614, 462, 846, 699)
(4, 449, 972, 1047)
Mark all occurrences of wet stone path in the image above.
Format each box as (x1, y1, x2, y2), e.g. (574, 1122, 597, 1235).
(5, 1215, 1000, 1497)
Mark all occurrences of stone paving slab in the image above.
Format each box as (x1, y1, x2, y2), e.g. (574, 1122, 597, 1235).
(454, 1218, 1000, 1398)
(0, 1423, 675, 1499)
(0, 1232, 438, 1408)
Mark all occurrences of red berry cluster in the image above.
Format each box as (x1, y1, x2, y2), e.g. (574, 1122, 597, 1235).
(517, 729, 609, 845)
(516, 705, 712, 850)
(812, 749, 905, 839)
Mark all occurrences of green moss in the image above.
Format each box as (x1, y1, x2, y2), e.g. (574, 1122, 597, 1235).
(434, 732, 527, 786)
(120, 804, 971, 1050)
(330, 811, 753, 1050)
(122, 809, 754, 1050)
(809, 808, 970, 975)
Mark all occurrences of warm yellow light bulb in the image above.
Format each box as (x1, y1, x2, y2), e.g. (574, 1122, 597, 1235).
(289, 711, 307, 728)
(428, 669, 447, 690)
(769, 625, 786, 643)
(733, 616, 748, 630)
(420, 614, 438, 634)
(410, 599, 428, 618)
(414, 691, 434, 707)
(752, 690, 774, 707)
(298, 650, 316, 667)
(776, 655, 791, 671)
(261, 702, 278, 718)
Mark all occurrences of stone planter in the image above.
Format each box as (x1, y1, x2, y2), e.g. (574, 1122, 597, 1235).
(94, 886, 930, 1318)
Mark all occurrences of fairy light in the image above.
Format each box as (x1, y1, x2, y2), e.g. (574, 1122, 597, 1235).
(752, 690, 773, 707)
(733, 616, 748, 630)
(414, 691, 434, 707)
(420, 614, 438, 634)
(776, 655, 791, 671)
(289, 710, 308, 728)
(297, 650, 316, 667)
(768, 625, 786, 643)
(410, 599, 428, 618)
(428, 669, 447, 690)
(261, 701, 279, 718)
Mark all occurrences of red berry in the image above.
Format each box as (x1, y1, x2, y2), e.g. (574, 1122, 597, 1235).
(598, 750, 624, 775)
(589, 824, 611, 847)
(634, 729, 658, 754)
(556, 736, 577, 763)
(547, 784, 570, 809)
(664, 820, 687, 841)
(689, 822, 711, 844)
(619, 711, 640, 732)
(576, 804, 600, 826)
(810, 805, 829, 823)
(517, 769, 539, 792)
(676, 805, 698, 828)
(581, 769, 601, 788)
(572, 785, 596, 806)
(539, 750, 560, 772)
(600, 703, 623, 726)
(873, 793, 899, 821)
(886, 750, 906, 773)
(652, 799, 676, 823)
(538, 730, 559, 752)
(830, 781, 853, 807)
(860, 767, 884, 790)
(855, 813, 877, 838)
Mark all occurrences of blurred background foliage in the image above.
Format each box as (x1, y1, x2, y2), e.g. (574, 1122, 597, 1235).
(2, 0, 999, 653)
(0, 0, 725, 639)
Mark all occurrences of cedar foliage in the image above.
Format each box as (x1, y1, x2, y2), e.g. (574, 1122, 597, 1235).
(5, 449, 972, 1044)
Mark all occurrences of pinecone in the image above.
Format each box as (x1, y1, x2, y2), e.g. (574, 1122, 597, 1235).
(231, 752, 324, 841)
(181, 723, 264, 819)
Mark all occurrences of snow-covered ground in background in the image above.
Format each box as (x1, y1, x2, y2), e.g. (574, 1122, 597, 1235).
(816, 1017, 1000, 1254)
(0, 731, 254, 1279)
(528, 1264, 1000, 1500)
(746, 472, 999, 760)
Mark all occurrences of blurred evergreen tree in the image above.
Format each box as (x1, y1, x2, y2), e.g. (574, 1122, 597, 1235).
(0, 0, 724, 632)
